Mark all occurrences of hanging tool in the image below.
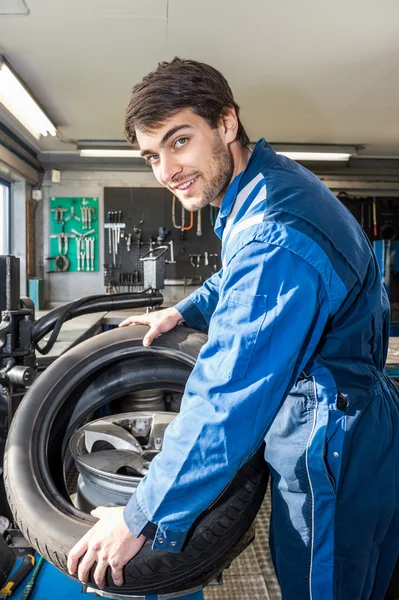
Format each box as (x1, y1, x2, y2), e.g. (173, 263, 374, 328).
(384, 240, 392, 291)
(204, 251, 209, 266)
(51, 207, 68, 223)
(106, 211, 112, 254)
(189, 254, 201, 268)
(133, 221, 143, 247)
(180, 206, 194, 240)
(63, 233, 74, 255)
(54, 255, 70, 272)
(0, 554, 35, 599)
(90, 237, 95, 271)
(157, 226, 169, 245)
(81, 248, 86, 272)
(71, 228, 95, 239)
(21, 556, 45, 600)
(360, 202, 365, 229)
(109, 211, 122, 263)
(116, 211, 122, 248)
(180, 205, 185, 240)
(210, 205, 218, 227)
(85, 238, 91, 271)
(209, 253, 219, 273)
(114, 220, 118, 264)
(50, 233, 63, 255)
(182, 210, 194, 232)
(126, 233, 132, 252)
(165, 239, 176, 264)
(172, 196, 193, 238)
(81, 206, 93, 230)
(373, 198, 378, 238)
(50, 233, 73, 256)
(196, 209, 202, 236)
(76, 237, 82, 271)
(88, 206, 95, 230)
(172, 196, 182, 230)
(149, 237, 156, 255)
(64, 206, 81, 223)
(71, 229, 95, 271)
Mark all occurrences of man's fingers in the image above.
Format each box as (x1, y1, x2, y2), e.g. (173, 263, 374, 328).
(77, 550, 97, 585)
(68, 536, 89, 575)
(109, 559, 124, 587)
(142, 327, 160, 347)
(93, 556, 109, 589)
(119, 316, 141, 327)
(90, 506, 106, 519)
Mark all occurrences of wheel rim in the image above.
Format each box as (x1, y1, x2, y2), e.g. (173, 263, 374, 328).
(69, 411, 176, 511)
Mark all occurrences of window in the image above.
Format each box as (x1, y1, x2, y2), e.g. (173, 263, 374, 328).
(0, 180, 10, 254)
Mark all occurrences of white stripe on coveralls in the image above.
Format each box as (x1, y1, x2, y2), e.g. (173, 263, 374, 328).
(222, 172, 265, 243)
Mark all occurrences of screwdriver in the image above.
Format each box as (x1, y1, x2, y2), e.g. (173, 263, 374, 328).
(21, 556, 45, 600)
(0, 554, 35, 598)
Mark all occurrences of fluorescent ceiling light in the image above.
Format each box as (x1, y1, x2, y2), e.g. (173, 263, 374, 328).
(79, 142, 355, 161)
(80, 149, 142, 158)
(277, 151, 351, 161)
(0, 56, 57, 140)
(80, 149, 350, 161)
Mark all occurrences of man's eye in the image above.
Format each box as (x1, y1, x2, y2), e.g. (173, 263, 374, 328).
(147, 154, 159, 164)
(175, 137, 188, 148)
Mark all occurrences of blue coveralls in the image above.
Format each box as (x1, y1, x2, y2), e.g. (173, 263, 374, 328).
(124, 139, 399, 599)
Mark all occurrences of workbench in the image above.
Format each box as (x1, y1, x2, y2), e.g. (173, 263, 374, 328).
(35, 307, 399, 379)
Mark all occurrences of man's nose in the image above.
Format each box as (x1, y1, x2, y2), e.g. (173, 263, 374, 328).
(160, 155, 182, 185)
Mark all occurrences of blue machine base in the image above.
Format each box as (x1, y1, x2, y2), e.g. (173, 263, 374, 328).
(10, 553, 204, 600)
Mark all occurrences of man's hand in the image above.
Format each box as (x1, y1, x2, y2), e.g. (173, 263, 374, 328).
(119, 307, 184, 347)
(67, 506, 146, 589)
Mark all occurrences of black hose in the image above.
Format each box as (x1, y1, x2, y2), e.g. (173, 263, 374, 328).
(31, 291, 163, 353)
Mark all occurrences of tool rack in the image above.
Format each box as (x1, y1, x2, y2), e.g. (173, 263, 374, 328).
(49, 197, 99, 273)
(103, 188, 221, 291)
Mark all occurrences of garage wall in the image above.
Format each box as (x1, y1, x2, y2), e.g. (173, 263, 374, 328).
(40, 170, 201, 306)
(11, 181, 31, 296)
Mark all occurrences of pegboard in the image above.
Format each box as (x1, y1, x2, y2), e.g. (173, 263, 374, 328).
(337, 194, 399, 241)
(49, 197, 99, 273)
(103, 188, 222, 290)
(337, 193, 399, 317)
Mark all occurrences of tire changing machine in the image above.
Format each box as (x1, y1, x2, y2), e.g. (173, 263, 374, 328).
(6, 556, 206, 600)
(7, 559, 205, 600)
(0, 256, 206, 600)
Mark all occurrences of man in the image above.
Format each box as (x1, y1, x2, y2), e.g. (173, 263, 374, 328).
(68, 58, 399, 599)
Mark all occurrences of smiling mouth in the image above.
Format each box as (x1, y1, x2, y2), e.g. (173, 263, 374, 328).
(173, 176, 199, 192)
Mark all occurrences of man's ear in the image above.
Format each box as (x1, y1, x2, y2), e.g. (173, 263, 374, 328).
(219, 107, 239, 144)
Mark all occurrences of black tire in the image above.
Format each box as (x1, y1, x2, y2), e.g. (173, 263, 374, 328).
(4, 325, 269, 596)
(385, 556, 399, 600)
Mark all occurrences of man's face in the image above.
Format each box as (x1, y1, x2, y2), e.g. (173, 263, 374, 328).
(136, 108, 234, 211)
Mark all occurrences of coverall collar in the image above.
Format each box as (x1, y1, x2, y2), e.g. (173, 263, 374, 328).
(214, 138, 275, 239)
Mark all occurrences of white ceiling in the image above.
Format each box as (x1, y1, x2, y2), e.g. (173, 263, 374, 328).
(1, 0, 399, 156)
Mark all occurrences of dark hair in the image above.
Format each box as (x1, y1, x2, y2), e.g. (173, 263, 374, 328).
(124, 57, 250, 147)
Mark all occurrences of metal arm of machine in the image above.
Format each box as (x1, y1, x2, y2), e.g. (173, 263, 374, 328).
(0, 255, 164, 439)
(31, 290, 163, 351)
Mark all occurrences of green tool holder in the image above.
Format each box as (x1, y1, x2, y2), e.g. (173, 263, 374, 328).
(49, 197, 99, 273)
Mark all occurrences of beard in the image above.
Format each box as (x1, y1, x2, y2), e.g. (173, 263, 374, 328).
(177, 132, 233, 212)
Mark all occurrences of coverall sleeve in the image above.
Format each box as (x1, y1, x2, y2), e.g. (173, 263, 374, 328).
(124, 241, 331, 550)
(173, 269, 223, 330)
